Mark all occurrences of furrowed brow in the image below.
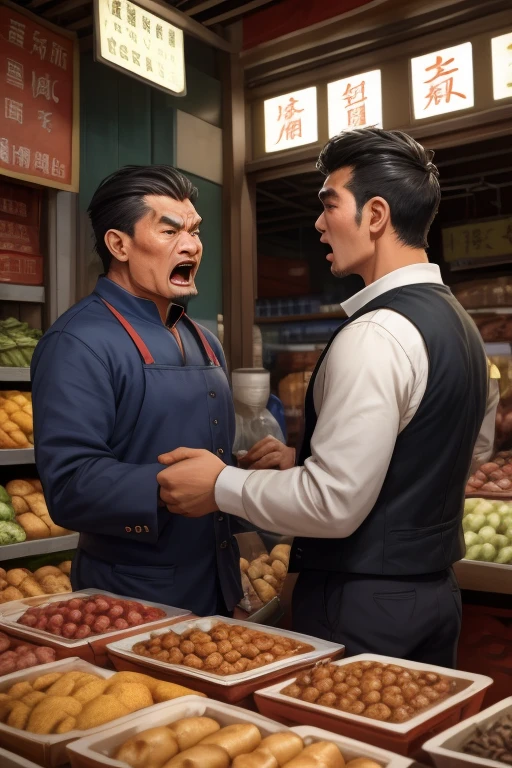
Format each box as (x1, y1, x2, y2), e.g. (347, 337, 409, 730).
(318, 187, 339, 203)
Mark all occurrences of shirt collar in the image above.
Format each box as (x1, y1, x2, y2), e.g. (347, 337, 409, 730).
(341, 263, 444, 318)
(94, 276, 184, 329)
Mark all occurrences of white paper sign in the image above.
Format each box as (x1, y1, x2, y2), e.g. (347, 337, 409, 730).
(411, 42, 474, 120)
(491, 31, 512, 101)
(96, 0, 185, 96)
(264, 87, 317, 153)
(328, 69, 382, 136)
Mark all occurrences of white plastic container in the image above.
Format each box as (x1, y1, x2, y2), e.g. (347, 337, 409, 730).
(66, 696, 414, 768)
(0, 746, 43, 768)
(254, 653, 493, 758)
(0, 656, 200, 767)
(106, 615, 344, 702)
(422, 696, 512, 768)
(0, 589, 189, 665)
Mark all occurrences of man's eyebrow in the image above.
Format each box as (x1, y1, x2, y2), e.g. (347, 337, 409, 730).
(318, 187, 339, 202)
(159, 214, 202, 229)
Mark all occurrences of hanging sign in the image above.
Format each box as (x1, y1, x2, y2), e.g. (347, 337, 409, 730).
(264, 87, 318, 153)
(94, 0, 186, 96)
(0, 0, 79, 191)
(442, 216, 512, 270)
(491, 31, 512, 101)
(327, 69, 382, 136)
(410, 42, 474, 120)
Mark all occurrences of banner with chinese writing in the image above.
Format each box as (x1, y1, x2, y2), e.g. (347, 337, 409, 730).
(410, 42, 474, 120)
(0, 1, 79, 191)
(327, 69, 382, 136)
(95, 0, 185, 96)
(0, 178, 41, 255)
(264, 87, 318, 153)
(442, 216, 512, 270)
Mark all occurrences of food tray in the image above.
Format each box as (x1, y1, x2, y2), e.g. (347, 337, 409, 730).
(66, 696, 413, 768)
(423, 696, 512, 768)
(106, 615, 344, 703)
(0, 745, 43, 768)
(254, 653, 493, 758)
(0, 657, 203, 767)
(0, 590, 190, 667)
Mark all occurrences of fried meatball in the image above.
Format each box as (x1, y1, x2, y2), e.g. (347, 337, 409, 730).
(317, 692, 337, 707)
(361, 678, 383, 694)
(364, 703, 392, 721)
(312, 666, 331, 682)
(162, 632, 181, 649)
(315, 678, 334, 694)
(333, 669, 346, 684)
(211, 628, 229, 641)
(254, 636, 275, 651)
(272, 644, 286, 656)
(204, 652, 223, 669)
(233, 658, 250, 673)
(296, 671, 312, 686)
(346, 701, 366, 715)
(396, 672, 412, 686)
(283, 683, 302, 698)
(168, 648, 184, 664)
(347, 687, 362, 700)
(361, 661, 374, 669)
(382, 686, 405, 708)
(180, 640, 196, 655)
(224, 650, 242, 664)
(217, 661, 236, 675)
(362, 691, 381, 705)
(410, 694, 430, 710)
(195, 642, 218, 658)
(345, 675, 360, 687)
(391, 706, 413, 723)
(425, 672, 439, 685)
(301, 686, 320, 703)
(217, 640, 233, 655)
(421, 686, 440, 702)
(154, 650, 170, 661)
(189, 631, 212, 644)
(433, 680, 451, 694)
(333, 682, 349, 695)
(402, 683, 420, 701)
(244, 644, 260, 660)
(381, 671, 397, 687)
(183, 653, 203, 669)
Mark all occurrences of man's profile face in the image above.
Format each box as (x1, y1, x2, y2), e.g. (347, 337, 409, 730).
(122, 194, 203, 302)
(315, 167, 373, 280)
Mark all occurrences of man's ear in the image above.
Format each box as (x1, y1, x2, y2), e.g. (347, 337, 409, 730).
(104, 229, 129, 263)
(367, 196, 390, 238)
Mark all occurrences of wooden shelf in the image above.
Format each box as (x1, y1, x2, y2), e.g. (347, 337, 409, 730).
(468, 307, 512, 315)
(256, 311, 346, 324)
(0, 367, 30, 381)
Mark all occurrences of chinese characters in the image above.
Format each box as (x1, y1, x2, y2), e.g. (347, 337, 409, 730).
(276, 97, 304, 144)
(327, 70, 382, 137)
(491, 32, 512, 101)
(264, 87, 318, 154)
(411, 43, 474, 119)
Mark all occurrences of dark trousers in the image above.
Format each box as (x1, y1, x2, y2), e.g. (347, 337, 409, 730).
(292, 569, 462, 668)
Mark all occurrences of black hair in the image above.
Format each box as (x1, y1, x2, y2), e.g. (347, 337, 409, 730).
(87, 165, 198, 272)
(317, 128, 440, 249)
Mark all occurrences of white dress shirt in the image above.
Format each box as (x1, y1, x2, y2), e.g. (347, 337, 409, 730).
(215, 264, 500, 538)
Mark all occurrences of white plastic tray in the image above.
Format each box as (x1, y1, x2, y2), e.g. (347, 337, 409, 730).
(423, 696, 512, 768)
(66, 696, 414, 768)
(106, 615, 344, 686)
(0, 657, 200, 767)
(0, 589, 190, 648)
(255, 653, 493, 735)
(0, 745, 42, 768)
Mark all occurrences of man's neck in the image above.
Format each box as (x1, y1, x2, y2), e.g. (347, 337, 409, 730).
(106, 270, 169, 323)
(359, 247, 429, 286)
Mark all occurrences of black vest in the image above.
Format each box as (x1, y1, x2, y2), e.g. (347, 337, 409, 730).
(291, 283, 488, 576)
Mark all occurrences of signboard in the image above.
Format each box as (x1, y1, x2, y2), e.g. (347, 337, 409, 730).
(442, 216, 512, 270)
(491, 31, 512, 101)
(410, 42, 474, 120)
(0, 179, 41, 255)
(327, 69, 382, 136)
(0, 0, 78, 191)
(264, 87, 317, 153)
(94, 0, 186, 96)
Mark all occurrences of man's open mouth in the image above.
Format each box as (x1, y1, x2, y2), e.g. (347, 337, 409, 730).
(170, 262, 194, 286)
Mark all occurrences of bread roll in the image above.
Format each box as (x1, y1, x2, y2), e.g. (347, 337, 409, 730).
(252, 579, 277, 603)
(5, 568, 29, 587)
(282, 742, 345, 768)
(59, 560, 72, 575)
(11, 496, 30, 515)
(163, 745, 229, 768)
(19, 576, 46, 597)
(232, 750, 278, 768)
(258, 733, 304, 766)
(24, 493, 47, 517)
(345, 761, 382, 768)
(33, 566, 63, 581)
(0, 427, 18, 449)
(114, 726, 179, 768)
(16, 513, 50, 540)
(269, 545, 291, 565)
(200, 724, 262, 759)
(168, 717, 220, 751)
(0, 586, 25, 602)
(6, 480, 34, 497)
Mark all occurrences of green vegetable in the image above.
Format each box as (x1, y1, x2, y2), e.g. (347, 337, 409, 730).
(497, 503, 512, 515)
(490, 534, 509, 550)
(464, 498, 481, 514)
(0, 520, 27, 545)
(464, 513, 486, 533)
(474, 500, 494, 516)
(495, 546, 512, 564)
(505, 526, 512, 542)
(498, 516, 512, 534)
(486, 512, 501, 530)
(478, 526, 496, 543)
(465, 545, 483, 561)
(464, 531, 482, 548)
(0, 486, 11, 504)
(481, 543, 497, 562)
(0, 502, 15, 522)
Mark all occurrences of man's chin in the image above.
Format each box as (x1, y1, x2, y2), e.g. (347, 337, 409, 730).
(168, 284, 198, 300)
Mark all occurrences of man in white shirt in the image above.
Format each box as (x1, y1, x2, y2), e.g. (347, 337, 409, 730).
(157, 128, 499, 668)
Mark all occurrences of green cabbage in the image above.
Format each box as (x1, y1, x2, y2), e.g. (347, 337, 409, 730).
(0, 520, 27, 545)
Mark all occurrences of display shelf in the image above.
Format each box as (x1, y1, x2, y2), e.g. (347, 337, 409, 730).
(454, 559, 512, 595)
(0, 447, 35, 464)
(0, 533, 79, 561)
(0, 367, 30, 381)
(256, 311, 346, 324)
(468, 307, 512, 315)
(0, 284, 45, 303)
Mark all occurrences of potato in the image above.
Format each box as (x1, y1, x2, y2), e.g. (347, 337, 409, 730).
(7, 700, 31, 730)
(115, 726, 180, 768)
(263, 575, 279, 589)
(232, 750, 278, 768)
(200, 724, 262, 759)
(33, 673, 64, 691)
(252, 579, 277, 603)
(258, 732, 304, 765)
(73, 678, 109, 704)
(282, 742, 345, 768)
(11, 496, 29, 515)
(163, 744, 230, 768)
(55, 716, 77, 734)
(168, 716, 220, 751)
(6, 480, 34, 497)
(107, 671, 160, 692)
(7, 681, 33, 699)
(345, 760, 382, 768)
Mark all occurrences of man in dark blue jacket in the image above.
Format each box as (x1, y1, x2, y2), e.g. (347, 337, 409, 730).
(31, 165, 242, 616)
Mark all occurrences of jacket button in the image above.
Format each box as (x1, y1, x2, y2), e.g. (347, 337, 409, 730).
(212, 418, 219, 425)
(217, 515, 224, 522)
(217, 448, 224, 456)
(209, 391, 216, 398)
(220, 540, 228, 549)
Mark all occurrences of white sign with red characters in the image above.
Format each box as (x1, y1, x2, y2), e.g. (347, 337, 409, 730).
(411, 42, 474, 120)
(491, 31, 512, 101)
(264, 87, 317, 153)
(327, 69, 382, 136)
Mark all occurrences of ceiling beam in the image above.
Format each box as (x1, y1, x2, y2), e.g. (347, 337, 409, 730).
(67, 14, 93, 30)
(203, 0, 275, 27)
(43, 0, 89, 18)
(184, 0, 229, 15)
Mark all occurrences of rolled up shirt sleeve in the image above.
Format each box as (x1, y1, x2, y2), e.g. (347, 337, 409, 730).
(32, 331, 164, 542)
(471, 376, 500, 472)
(215, 322, 414, 538)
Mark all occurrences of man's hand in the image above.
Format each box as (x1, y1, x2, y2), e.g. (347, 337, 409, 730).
(238, 436, 295, 470)
(157, 448, 225, 518)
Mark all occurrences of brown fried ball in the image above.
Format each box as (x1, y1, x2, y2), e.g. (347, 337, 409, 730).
(217, 661, 236, 676)
(433, 680, 451, 694)
(217, 640, 232, 655)
(230, 636, 245, 650)
(224, 650, 242, 664)
(346, 701, 366, 715)
(315, 678, 334, 694)
(410, 694, 430, 710)
(180, 640, 196, 655)
(195, 642, 218, 658)
(301, 687, 320, 703)
(244, 644, 260, 660)
(162, 632, 181, 649)
(272, 644, 286, 656)
(254, 637, 275, 651)
(362, 691, 381, 705)
(211, 628, 229, 641)
(381, 671, 397, 687)
(204, 652, 223, 669)
(230, 625, 245, 634)
(132, 642, 147, 655)
(391, 706, 413, 723)
(183, 653, 203, 669)
(148, 637, 162, 647)
(233, 658, 250, 673)
(333, 669, 346, 684)
(345, 675, 360, 687)
(388, 665, 404, 674)
(296, 671, 312, 686)
(333, 682, 349, 695)
(154, 650, 170, 661)
(425, 672, 439, 684)
(396, 672, 412, 686)
(168, 648, 184, 664)
(240, 632, 253, 643)
(361, 678, 383, 694)
(337, 696, 353, 711)
(421, 686, 440, 702)
(364, 703, 392, 721)
(360, 661, 373, 669)
(189, 631, 212, 644)
(317, 692, 337, 707)
(402, 683, 420, 701)
(347, 687, 362, 700)
(312, 667, 331, 682)
(283, 683, 302, 698)
(381, 686, 405, 708)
